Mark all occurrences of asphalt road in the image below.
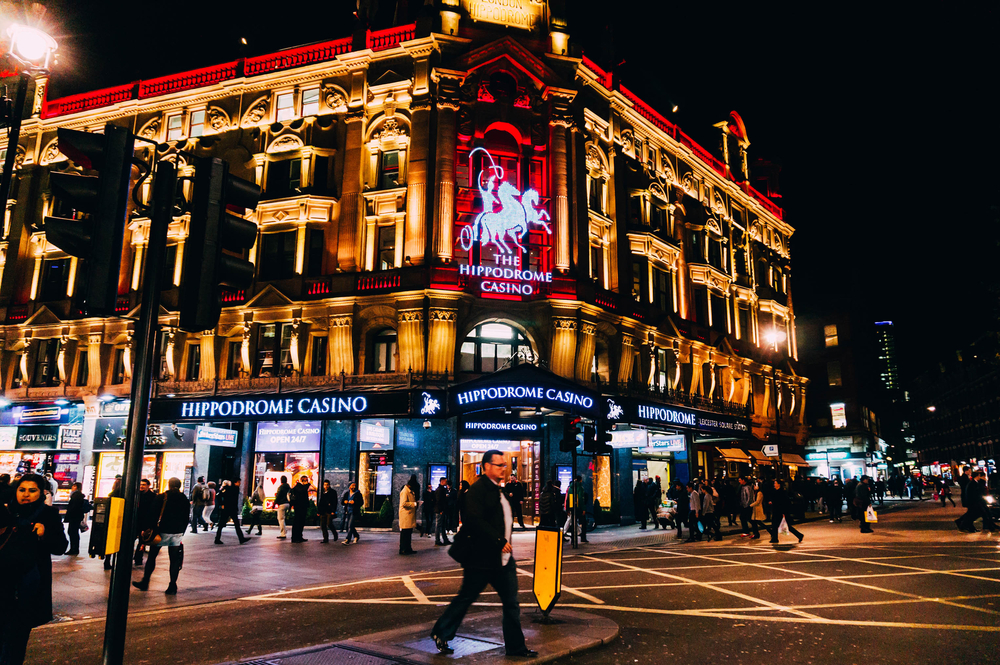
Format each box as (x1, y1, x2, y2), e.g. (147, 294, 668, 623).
(26, 501, 1000, 664)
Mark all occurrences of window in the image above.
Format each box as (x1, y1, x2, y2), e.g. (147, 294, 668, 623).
(276, 92, 295, 121)
(10, 353, 23, 388)
(166, 114, 184, 141)
(157, 331, 170, 380)
(75, 350, 89, 387)
(379, 150, 400, 189)
(372, 330, 397, 373)
(710, 293, 728, 332)
(301, 88, 320, 116)
(653, 267, 673, 312)
(376, 225, 396, 271)
(258, 231, 296, 281)
(830, 402, 847, 429)
(824, 324, 839, 347)
(631, 261, 643, 302)
(692, 286, 708, 326)
(688, 231, 703, 262)
(226, 340, 242, 379)
(827, 361, 842, 387)
(307, 229, 325, 277)
(162, 245, 178, 286)
(189, 110, 205, 138)
(311, 336, 328, 376)
(629, 194, 644, 225)
(459, 323, 533, 373)
(255, 323, 293, 377)
(737, 305, 750, 340)
(186, 344, 201, 381)
(708, 238, 723, 270)
(32, 339, 60, 387)
(39, 258, 70, 301)
(267, 158, 302, 195)
(111, 348, 126, 385)
(651, 204, 668, 232)
(312, 154, 330, 190)
(588, 177, 604, 214)
(590, 243, 605, 287)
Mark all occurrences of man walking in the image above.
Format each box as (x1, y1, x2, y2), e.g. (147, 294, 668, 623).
(856, 476, 875, 534)
(435, 477, 451, 546)
(685, 482, 702, 542)
(132, 478, 190, 595)
(318, 480, 339, 543)
(342, 482, 362, 545)
(700, 483, 722, 541)
(539, 480, 558, 528)
(738, 476, 754, 537)
(420, 483, 436, 537)
(290, 475, 312, 542)
(634, 479, 648, 529)
(274, 475, 291, 540)
(769, 480, 805, 543)
(430, 450, 537, 658)
(134, 479, 157, 566)
(214, 479, 249, 544)
(190, 476, 209, 533)
(505, 477, 526, 530)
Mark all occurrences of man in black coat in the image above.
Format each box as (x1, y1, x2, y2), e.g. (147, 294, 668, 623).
(64, 482, 91, 556)
(318, 480, 338, 543)
(504, 477, 527, 530)
(133, 479, 157, 566)
(434, 477, 451, 546)
(420, 483, 436, 537)
(430, 450, 536, 658)
(290, 475, 313, 543)
(132, 478, 191, 594)
(214, 479, 249, 545)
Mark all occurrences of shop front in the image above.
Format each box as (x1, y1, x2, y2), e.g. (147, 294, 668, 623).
(91, 418, 202, 497)
(0, 402, 85, 504)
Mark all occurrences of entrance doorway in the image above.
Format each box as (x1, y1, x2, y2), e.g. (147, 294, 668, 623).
(459, 439, 540, 524)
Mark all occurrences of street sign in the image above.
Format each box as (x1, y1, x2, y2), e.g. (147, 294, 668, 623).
(532, 526, 563, 616)
(762, 445, 780, 457)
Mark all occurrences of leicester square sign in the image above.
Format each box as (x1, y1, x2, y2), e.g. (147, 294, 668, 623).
(462, 0, 547, 32)
(458, 147, 553, 297)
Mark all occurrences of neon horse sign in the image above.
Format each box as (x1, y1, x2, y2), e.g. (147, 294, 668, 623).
(458, 147, 551, 256)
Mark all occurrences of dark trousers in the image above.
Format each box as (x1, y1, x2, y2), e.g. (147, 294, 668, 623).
(399, 528, 413, 554)
(345, 512, 359, 542)
(421, 508, 435, 536)
(739, 507, 752, 534)
(138, 543, 183, 586)
(769, 512, 804, 541)
(134, 539, 146, 565)
(637, 504, 647, 529)
(432, 561, 526, 654)
(749, 519, 764, 538)
(191, 505, 208, 533)
(860, 506, 874, 533)
(830, 501, 843, 520)
(291, 505, 307, 541)
(687, 512, 702, 540)
(0, 620, 32, 665)
(67, 521, 81, 555)
(216, 512, 247, 543)
(435, 513, 450, 543)
(245, 509, 264, 534)
(674, 511, 686, 538)
(701, 513, 720, 539)
(539, 513, 557, 528)
(649, 505, 660, 528)
(319, 513, 338, 541)
(512, 503, 525, 529)
(941, 494, 955, 508)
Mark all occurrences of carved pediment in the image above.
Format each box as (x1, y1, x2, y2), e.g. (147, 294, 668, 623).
(244, 284, 295, 309)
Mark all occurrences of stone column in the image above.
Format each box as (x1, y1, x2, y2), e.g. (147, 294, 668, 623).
(289, 319, 302, 374)
(405, 98, 431, 265)
(551, 122, 571, 273)
(87, 333, 103, 387)
(327, 315, 354, 376)
(574, 322, 597, 382)
(337, 112, 365, 271)
(398, 309, 426, 374)
(550, 318, 577, 380)
(616, 333, 634, 384)
(199, 331, 216, 382)
(433, 74, 462, 263)
(427, 308, 457, 375)
(56, 335, 69, 385)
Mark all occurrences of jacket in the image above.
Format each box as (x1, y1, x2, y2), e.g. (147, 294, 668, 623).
(342, 490, 363, 517)
(422, 488, 435, 512)
(135, 489, 159, 530)
(667, 486, 689, 514)
(539, 486, 560, 516)
(64, 490, 91, 523)
(1, 500, 67, 628)
(399, 485, 418, 529)
(275, 483, 291, 506)
(191, 482, 207, 506)
(632, 484, 646, 512)
(318, 488, 337, 515)
(156, 490, 192, 534)
(435, 484, 449, 514)
(647, 482, 662, 509)
(455, 475, 509, 570)
(855, 483, 872, 508)
(701, 491, 715, 514)
(751, 490, 766, 521)
(290, 482, 311, 510)
(217, 485, 241, 515)
(740, 484, 754, 508)
(688, 489, 701, 514)
(770, 488, 792, 515)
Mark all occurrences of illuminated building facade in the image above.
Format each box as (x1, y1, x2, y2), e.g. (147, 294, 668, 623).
(0, 2, 807, 522)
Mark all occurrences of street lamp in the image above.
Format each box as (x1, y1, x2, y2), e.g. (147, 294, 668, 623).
(1, 23, 57, 216)
(763, 328, 787, 480)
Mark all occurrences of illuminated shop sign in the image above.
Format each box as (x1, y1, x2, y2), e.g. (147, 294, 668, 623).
(462, 0, 547, 32)
(465, 422, 538, 432)
(255, 421, 322, 452)
(150, 390, 438, 423)
(455, 385, 594, 413)
(627, 400, 749, 437)
(195, 425, 238, 448)
(609, 429, 648, 448)
(458, 147, 552, 297)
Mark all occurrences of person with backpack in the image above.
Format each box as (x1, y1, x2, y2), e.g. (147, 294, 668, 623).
(244, 483, 266, 536)
(132, 478, 191, 595)
(190, 476, 209, 534)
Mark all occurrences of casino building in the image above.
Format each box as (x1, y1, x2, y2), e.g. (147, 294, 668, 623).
(0, 1, 807, 523)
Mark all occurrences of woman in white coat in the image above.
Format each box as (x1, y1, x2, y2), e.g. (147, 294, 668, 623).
(399, 474, 420, 555)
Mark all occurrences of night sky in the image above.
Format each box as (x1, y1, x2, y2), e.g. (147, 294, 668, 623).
(19, 1, 1000, 380)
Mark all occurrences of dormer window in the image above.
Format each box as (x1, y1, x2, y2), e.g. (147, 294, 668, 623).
(166, 114, 184, 141)
(276, 92, 295, 121)
(301, 88, 320, 116)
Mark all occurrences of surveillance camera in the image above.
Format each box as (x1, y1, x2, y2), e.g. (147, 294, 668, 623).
(423, 420, 431, 429)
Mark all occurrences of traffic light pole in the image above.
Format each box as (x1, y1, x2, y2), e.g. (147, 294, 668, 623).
(570, 448, 578, 550)
(0, 72, 30, 211)
(102, 160, 176, 665)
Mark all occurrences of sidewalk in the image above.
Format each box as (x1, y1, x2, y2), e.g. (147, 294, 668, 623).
(216, 609, 619, 665)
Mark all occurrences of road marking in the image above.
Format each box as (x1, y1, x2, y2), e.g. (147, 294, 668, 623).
(402, 575, 431, 604)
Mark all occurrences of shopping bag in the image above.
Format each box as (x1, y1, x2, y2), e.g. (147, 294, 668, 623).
(933, 493, 939, 501)
(777, 517, 789, 535)
(697, 519, 705, 533)
(866, 506, 878, 523)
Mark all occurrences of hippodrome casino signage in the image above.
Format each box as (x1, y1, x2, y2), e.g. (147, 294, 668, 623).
(604, 397, 750, 437)
(458, 147, 552, 297)
(149, 390, 445, 423)
(451, 383, 599, 418)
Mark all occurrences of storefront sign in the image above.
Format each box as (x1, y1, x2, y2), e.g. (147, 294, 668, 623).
(150, 390, 425, 423)
(462, 0, 547, 31)
(195, 425, 238, 448)
(0, 426, 16, 450)
(359, 421, 393, 448)
(455, 386, 595, 413)
(58, 425, 83, 450)
(100, 400, 131, 417)
(805, 451, 850, 461)
(459, 439, 522, 452)
(15, 426, 59, 450)
(609, 429, 648, 448)
(255, 421, 322, 452)
(648, 434, 686, 452)
(626, 399, 749, 437)
(460, 420, 540, 435)
(429, 464, 450, 487)
(1, 403, 82, 426)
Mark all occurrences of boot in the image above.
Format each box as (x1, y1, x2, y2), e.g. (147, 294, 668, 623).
(132, 577, 149, 591)
(166, 546, 182, 594)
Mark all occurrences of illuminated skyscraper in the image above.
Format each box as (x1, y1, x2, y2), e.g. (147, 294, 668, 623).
(875, 321, 901, 398)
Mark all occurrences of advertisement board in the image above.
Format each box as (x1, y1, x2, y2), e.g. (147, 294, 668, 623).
(58, 425, 83, 450)
(15, 426, 60, 450)
(255, 421, 322, 452)
(195, 425, 238, 448)
(0, 426, 16, 450)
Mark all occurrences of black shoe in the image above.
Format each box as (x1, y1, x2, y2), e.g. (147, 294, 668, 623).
(239, 538, 249, 544)
(323, 539, 329, 543)
(165, 583, 177, 595)
(432, 634, 454, 654)
(132, 579, 149, 591)
(214, 540, 224, 545)
(797, 534, 804, 543)
(507, 649, 539, 658)
(246, 529, 253, 536)
(66, 550, 79, 556)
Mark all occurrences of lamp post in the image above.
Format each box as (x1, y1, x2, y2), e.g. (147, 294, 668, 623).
(0, 24, 57, 207)
(764, 328, 787, 480)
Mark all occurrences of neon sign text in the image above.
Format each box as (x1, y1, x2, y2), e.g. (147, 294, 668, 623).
(455, 385, 594, 410)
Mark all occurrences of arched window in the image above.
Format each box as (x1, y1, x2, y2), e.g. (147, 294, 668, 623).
(459, 322, 533, 373)
(371, 329, 398, 373)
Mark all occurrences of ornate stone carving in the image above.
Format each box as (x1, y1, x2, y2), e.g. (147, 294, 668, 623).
(267, 134, 303, 153)
(580, 322, 597, 336)
(138, 118, 160, 139)
(681, 172, 697, 194)
(242, 97, 269, 126)
(207, 107, 230, 131)
(39, 140, 63, 165)
(553, 318, 577, 331)
(324, 85, 347, 111)
(329, 315, 352, 328)
(620, 128, 634, 156)
(14, 146, 25, 170)
(372, 118, 406, 141)
(399, 309, 423, 323)
(429, 309, 457, 322)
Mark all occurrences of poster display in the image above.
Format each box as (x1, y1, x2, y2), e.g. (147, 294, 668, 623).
(52, 452, 79, 502)
(58, 425, 83, 450)
(0, 426, 17, 450)
(255, 421, 321, 452)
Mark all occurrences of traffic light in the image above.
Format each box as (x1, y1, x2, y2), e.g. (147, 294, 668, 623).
(560, 416, 582, 452)
(595, 419, 613, 454)
(179, 157, 261, 332)
(43, 125, 135, 316)
(582, 425, 596, 453)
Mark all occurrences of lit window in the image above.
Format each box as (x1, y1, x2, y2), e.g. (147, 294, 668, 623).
(379, 150, 400, 189)
(276, 92, 295, 121)
(301, 88, 320, 116)
(372, 330, 398, 373)
(824, 324, 838, 347)
(459, 323, 532, 373)
(376, 225, 395, 271)
(166, 115, 184, 141)
(827, 361, 842, 387)
(830, 403, 847, 429)
(189, 110, 205, 137)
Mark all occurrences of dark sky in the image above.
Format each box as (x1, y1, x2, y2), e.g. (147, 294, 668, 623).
(23, 0, 1000, 380)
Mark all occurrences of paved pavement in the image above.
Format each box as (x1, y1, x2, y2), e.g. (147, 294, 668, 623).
(30, 498, 998, 664)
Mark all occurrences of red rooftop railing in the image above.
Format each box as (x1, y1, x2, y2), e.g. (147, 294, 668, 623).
(138, 61, 240, 99)
(368, 23, 415, 51)
(41, 82, 136, 119)
(580, 54, 612, 89)
(245, 37, 352, 76)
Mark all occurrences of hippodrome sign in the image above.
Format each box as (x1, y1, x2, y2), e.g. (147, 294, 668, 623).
(458, 147, 552, 296)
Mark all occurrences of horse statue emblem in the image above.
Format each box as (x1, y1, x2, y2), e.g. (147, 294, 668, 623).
(459, 147, 551, 255)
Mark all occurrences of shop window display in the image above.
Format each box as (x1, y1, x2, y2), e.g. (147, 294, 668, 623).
(253, 421, 321, 508)
(358, 419, 394, 511)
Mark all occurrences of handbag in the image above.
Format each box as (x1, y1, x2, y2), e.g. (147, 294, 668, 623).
(140, 494, 168, 546)
(866, 506, 878, 523)
(447, 528, 473, 565)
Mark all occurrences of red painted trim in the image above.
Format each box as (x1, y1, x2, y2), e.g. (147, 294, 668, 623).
(480, 292, 522, 301)
(245, 37, 351, 77)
